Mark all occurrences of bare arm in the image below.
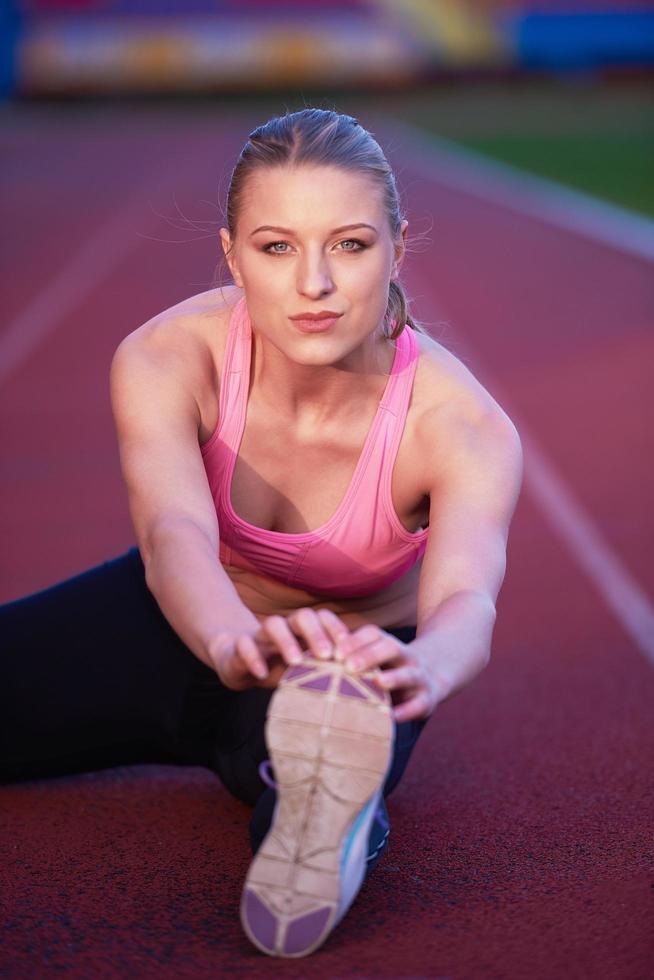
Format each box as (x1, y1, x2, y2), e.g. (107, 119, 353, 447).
(328, 398, 524, 722)
(109, 328, 260, 671)
(402, 400, 524, 713)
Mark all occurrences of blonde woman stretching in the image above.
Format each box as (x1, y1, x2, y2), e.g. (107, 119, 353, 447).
(1, 108, 523, 957)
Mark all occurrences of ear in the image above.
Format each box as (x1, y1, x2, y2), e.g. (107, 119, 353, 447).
(219, 228, 243, 287)
(391, 219, 408, 278)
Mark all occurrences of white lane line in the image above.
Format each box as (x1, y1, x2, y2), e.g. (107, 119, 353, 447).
(377, 115, 654, 263)
(520, 426, 654, 666)
(390, 116, 654, 663)
(0, 167, 180, 388)
(417, 294, 654, 668)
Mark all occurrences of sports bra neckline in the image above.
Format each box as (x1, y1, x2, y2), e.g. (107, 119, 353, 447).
(224, 300, 411, 540)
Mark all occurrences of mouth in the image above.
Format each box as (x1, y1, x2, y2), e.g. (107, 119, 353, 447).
(290, 316, 342, 334)
(289, 311, 343, 321)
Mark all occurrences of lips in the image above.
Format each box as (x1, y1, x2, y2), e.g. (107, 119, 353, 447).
(288, 310, 343, 334)
(289, 312, 343, 320)
(291, 316, 341, 334)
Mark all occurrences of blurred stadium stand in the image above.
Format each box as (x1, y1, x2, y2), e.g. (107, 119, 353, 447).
(2, 0, 653, 98)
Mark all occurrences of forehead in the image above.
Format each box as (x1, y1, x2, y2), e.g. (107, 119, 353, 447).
(240, 165, 384, 227)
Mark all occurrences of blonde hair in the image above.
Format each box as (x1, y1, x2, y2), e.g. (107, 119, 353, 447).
(218, 106, 430, 341)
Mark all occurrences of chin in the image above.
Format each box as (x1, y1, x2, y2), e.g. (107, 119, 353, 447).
(291, 346, 342, 366)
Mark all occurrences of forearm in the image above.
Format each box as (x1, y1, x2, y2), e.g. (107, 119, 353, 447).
(410, 590, 497, 703)
(142, 521, 260, 669)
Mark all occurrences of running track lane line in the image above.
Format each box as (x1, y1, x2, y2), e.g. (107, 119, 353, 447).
(383, 116, 654, 666)
(414, 280, 654, 670)
(377, 116, 654, 264)
(0, 165, 188, 389)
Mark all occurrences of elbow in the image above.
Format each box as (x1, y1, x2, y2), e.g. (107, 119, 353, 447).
(141, 534, 163, 596)
(459, 588, 498, 619)
(445, 588, 499, 627)
(141, 516, 216, 591)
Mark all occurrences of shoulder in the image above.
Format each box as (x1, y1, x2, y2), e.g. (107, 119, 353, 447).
(111, 283, 243, 384)
(114, 283, 242, 359)
(410, 328, 523, 487)
(110, 284, 244, 440)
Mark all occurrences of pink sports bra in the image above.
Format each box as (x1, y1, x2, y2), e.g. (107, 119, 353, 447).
(200, 295, 429, 598)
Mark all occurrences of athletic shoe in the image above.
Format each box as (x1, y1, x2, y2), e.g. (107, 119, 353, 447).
(239, 654, 394, 957)
(252, 759, 392, 872)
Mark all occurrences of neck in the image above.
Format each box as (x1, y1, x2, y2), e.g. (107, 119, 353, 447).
(250, 330, 396, 425)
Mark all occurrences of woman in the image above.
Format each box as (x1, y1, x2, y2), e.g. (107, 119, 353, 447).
(1, 108, 523, 958)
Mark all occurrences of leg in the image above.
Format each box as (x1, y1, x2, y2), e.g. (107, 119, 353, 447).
(0, 547, 228, 783)
(209, 686, 275, 805)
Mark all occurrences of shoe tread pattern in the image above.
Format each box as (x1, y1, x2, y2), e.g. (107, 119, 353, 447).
(240, 657, 393, 958)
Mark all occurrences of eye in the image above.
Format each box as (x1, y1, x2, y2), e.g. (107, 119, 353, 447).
(339, 239, 367, 252)
(261, 238, 369, 256)
(262, 241, 291, 254)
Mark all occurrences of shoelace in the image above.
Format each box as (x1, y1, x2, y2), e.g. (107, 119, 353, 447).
(257, 759, 388, 863)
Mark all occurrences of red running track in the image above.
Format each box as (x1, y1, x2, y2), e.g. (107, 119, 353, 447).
(1, 104, 652, 978)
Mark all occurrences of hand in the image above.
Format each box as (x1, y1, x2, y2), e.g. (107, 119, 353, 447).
(208, 606, 352, 692)
(337, 623, 447, 722)
(207, 625, 291, 691)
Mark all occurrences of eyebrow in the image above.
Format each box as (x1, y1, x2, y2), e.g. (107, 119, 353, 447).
(249, 222, 378, 237)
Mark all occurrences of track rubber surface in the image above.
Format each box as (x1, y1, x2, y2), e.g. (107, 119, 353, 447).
(1, 105, 652, 978)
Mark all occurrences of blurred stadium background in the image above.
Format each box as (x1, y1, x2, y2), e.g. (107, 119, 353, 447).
(1, 0, 653, 220)
(3, 0, 654, 95)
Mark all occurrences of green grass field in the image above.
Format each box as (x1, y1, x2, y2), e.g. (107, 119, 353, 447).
(375, 78, 654, 220)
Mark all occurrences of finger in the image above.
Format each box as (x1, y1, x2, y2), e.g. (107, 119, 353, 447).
(235, 633, 269, 680)
(286, 607, 336, 660)
(315, 609, 353, 661)
(392, 689, 432, 723)
(335, 624, 382, 664)
(348, 624, 383, 648)
(259, 615, 304, 665)
(345, 633, 407, 674)
(254, 660, 288, 689)
(375, 664, 423, 693)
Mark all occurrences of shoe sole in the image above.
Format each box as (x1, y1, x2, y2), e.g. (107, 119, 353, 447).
(240, 655, 394, 958)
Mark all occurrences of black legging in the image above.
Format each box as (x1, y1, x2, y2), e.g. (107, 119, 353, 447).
(0, 547, 427, 865)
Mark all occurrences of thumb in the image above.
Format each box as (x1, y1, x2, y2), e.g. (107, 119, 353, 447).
(208, 631, 236, 667)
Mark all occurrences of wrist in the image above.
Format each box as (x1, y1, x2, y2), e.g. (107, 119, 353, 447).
(204, 618, 260, 676)
(410, 591, 495, 704)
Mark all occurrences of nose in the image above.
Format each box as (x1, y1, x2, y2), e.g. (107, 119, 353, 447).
(296, 248, 334, 298)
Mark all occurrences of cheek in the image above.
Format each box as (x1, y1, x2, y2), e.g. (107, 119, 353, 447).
(341, 255, 390, 292)
(241, 255, 286, 294)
